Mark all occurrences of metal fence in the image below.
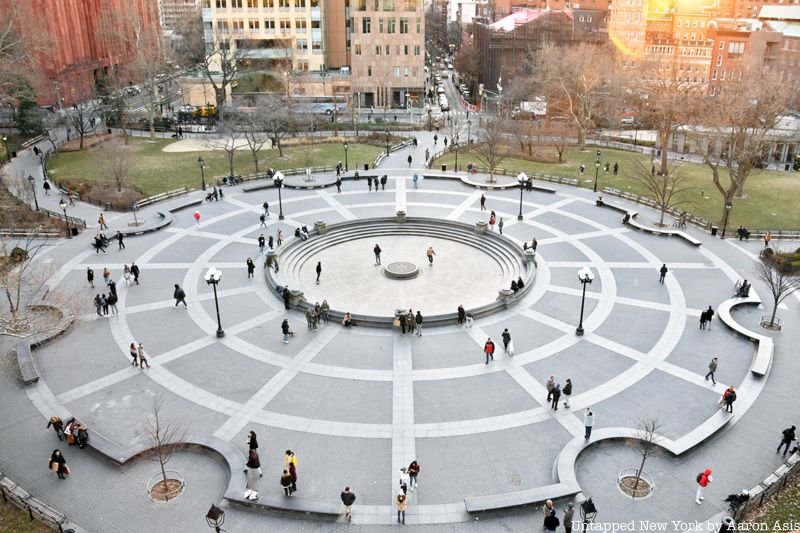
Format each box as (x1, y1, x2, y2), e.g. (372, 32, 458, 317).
(731, 453, 800, 522)
(0, 472, 72, 532)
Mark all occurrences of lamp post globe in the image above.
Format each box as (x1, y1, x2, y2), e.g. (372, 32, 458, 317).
(274, 171, 285, 220)
(593, 150, 601, 193)
(517, 172, 528, 220)
(343, 142, 349, 172)
(59, 199, 71, 238)
(204, 267, 225, 338)
(28, 175, 39, 210)
(205, 503, 225, 532)
(720, 201, 733, 239)
(576, 266, 594, 335)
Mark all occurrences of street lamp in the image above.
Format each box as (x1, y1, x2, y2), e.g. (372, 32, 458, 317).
(205, 503, 225, 533)
(198, 156, 206, 191)
(385, 132, 390, 156)
(517, 172, 528, 221)
(204, 267, 225, 338)
(720, 201, 733, 239)
(28, 175, 39, 210)
(343, 142, 349, 172)
(454, 134, 459, 171)
(467, 119, 472, 144)
(576, 266, 594, 336)
(274, 171, 285, 220)
(593, 150, 601, 193)
(580, 498, 598, 527)
(427, 108, 432, 132)
(59, 198, 71, 239)
(1, 135, 8, 163)
(355, 112, 359, 137)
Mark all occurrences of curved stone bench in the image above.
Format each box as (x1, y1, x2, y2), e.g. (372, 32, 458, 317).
(118, 212, 175, 237)
(423, 172, 557, 193)
(596, 201, 702, 246)
(14, 307, 74, 385)
(716, 293, 774, 377)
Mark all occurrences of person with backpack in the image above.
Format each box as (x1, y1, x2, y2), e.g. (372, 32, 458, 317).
(87, 267, 94, 288)
(722, 387, 737, 413)
(777, 425, 796, 456)
(695, 468, 713, 504)
(340, 486, 356, 521)
(173, 284, 187, 308)
(483, 338, 495, 364)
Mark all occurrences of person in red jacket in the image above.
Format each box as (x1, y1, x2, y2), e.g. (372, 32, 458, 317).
(696, 468, 713, 504)
(484, 338, 495, 364)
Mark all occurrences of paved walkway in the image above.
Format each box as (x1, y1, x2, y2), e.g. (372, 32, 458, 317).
(0, 131, 798, 532)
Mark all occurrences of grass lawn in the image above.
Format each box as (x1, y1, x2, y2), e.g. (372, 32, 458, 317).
(0, 500, 53, 533)
(47, 137, 384, 197)
(437, 147, 800, 230)
(746, 473, 800, 527)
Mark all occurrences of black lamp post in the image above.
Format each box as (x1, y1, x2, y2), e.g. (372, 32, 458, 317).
(427, 108, 432, 132)
(204, 267, 225, 338)
(720, 201, 733, 239)
(593, 150, 601, 193)
(2, 135, 8, 163)
(59, 198, 71, 238)
(580, 498, 598, 528)
(385, 132, 390, 156)
(343, 142, 349, 172)
(576, 266, 594, 336)
(205, 503, 225, 533)
(355, 112, 359, 137)
(274, 172, 285, 220)
(517, 172, 528, 221)
(454, 134, 459, 171)
(467, 119, 472, 144)
(28, 175, 39, 210)
(198, 156, 206, 191)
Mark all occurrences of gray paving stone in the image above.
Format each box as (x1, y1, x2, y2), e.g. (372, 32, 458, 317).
(314, 330, 394, 370)
(412, 331, 480, 370)
(584, 234, 649, 263)
(671, 268, 738, 311)
(524, 341, 635, 395)
(236, 314, 319, 358)
(406, 205, 457, 219)
(491, 314, 566, 354)
(264, 373, 393, 424)
(349, 205, 398, 219)
(414, 372, 538, 424)
(208, 241, 261, 263)
(112, 267, 189, 308)
(148, 235, 218, 263)
(293, 210, 349, 228)
(539, 242, 592, 263)
(336, 192, 390, 206)
(547, 266, 603, 294)
(536, 290, 599, 326)
(162, 342, 281, 404)
(534, 210, 598, 236)
(622, 229, 710, 263)
(592, 304, 671, 354)
(201, 210, 260, 235)
(126, 305, 209, 354)
(610, 267, 672, 304)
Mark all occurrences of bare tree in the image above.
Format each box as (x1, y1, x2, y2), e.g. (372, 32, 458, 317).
(630, 416, 662, 498)
(198, 28, 250, 119)
(473, 116, 507, 183)
(454, 40, 482, 98)
(541, 122, 575, 163)
(69, 99, 98, 150)
(756, 248, 800, 328)
(144, 395, 185, 502)
(693, 62, 792, 224)
(0, 2, 47, 108)
(5, 172, 35, 207)
(442, 116, 462, 147)
(0, 238, 81, 339)
(236, 110, 269, 174)
(535, 44, 616, 151)
(628, 160, 693, 227)
(214, 119, 242, 177)
(262, 94, 289, 158)
(97, 140, 133, 193)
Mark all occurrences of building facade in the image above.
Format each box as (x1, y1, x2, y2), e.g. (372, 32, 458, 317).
(349, 0, 426, 108)
(159, 0, 201, 32)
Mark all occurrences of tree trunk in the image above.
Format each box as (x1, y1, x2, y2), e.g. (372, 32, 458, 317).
(659, 208, 665, 227)
(277, 139, 283, 158)
(659, 129, 670, 175)
(632, 455, 647, 499)
(577, 127, 586, 151)
(770, 302, 778, 326)
(228, 153, 235, 177)
(253, 154, 259, 173)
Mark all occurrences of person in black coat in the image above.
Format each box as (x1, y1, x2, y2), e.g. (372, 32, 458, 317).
(130, 263, 140, 284)
(282, 287, 291, 310)
(399, 312, 407, 335)
(544, 509, 560, 532)
(49, 450, 67, 479)
(341, 486, 356, 520)
(457, 305, 466, 325)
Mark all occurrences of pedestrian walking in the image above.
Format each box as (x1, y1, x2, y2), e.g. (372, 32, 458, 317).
(245, 449, 261, 491)
(498, 217, 504, 234)
(46, 416, 64, 441)
(408, 460, 420, 490)
(258, 234, 265, 254)
(777, 426, 796, 456)
(584, 408, 595, 439)
(93, 294, 102, 316)
(247, 258, 255, 278)
(193, 210, 201, 227)
(425, 148, 430, 161)
(613, 162, 619, 176)
(281, 318, 291, 343)
(341, 486, 356, 520)
(98, 212, 107, 229)
(399, 312, 407, 335)
(765, 231, 772, 248)
(659, 264, 668, 284)
(433, 134, 438, 145)
(415, 311, 423, 336)
(277, 229, 283, 247)
(116, 231, 125, 250)
(484, 338, 495, 364)
(285, 450, 298, 491)
(700, 309, 708, 330)
(380, 175, 387, 190)
(107, 292, 118, 315)
(108, 279, 117, 297)
(42, 180, 52, 195)
(412, 173, 419, 189)
(704, 305, 714, 330)
(426, 246, 436, 265)
(94, 234, 107, 254)
(444, 136, 448, 147)
(488, 211, 496, 231)
(130, 262, 140, 284)
(396, 491, 407, 524)
(546, 376, 556, 402)
(129, 342, 138, 366)
(259, 213, 267, 228)
(100, 294, 109, 316)
(722, 386, 736, 413)
(123, 265, 132, 286)
(532, 237, 538, 253)
(137, 343, 151, 369)
(336, 162, 342, 177)
(315, 261, 322, 283)
(48, 450, 68, 479)
(563, 378, 573, 408)
(336, 177, 342, 193)
(551, 384, 562, 410)
(374, 244, 382, 265)
(695, 469, 713, 504)
(480, 194, 486, 211)
(407, 154, 412, 167)
(399, 467, 410, 495)
(281, 470, 294, 495)
(173, 284, 187, 307)
(544, 509, 560, 532)
(367, 176, 373, 191)
(564, 502, 575, 533)
(457, 304, 466, 325)
(705, 357, 718, 385)
(501, 328, 511, 353)
(542, 499, 555, 526)
(87, 267, 94, 288)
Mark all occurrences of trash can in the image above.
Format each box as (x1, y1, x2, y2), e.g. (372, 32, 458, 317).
(11, 151, 17, 158)
(71, 227, 79, 237)
(441, 164, 447, 171)
(711, 225, 718, 236)
(364, 163, 369, 171)
(107, 128, 112, 134)
(720, 517, 735, 532)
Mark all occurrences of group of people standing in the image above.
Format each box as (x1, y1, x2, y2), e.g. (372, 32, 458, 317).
(396, 309, 424, 336)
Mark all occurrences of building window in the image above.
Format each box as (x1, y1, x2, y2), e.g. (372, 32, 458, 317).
(720, 70, 725, 80)
(710, 85, 716, 96)
(385, 44, 390, 54)
(403, 44, 409, 54)
(280, 19, 291, 32)
(394, 66, 400, 77)
(387, 18, 396, 33)
(379, 18, 384, 32)
(297, 19, 307, 31)
(404, 66, 409, 76)
(717, 54, 722, 66)
(248, 19, 259, 30)
(231, 0, 243, 9)
(404, 0, 417, 9)
(216, 0, 226, 8)
(279, 0, 290, 9)
(368, 66, 372, 76)
(264, 19, 275, 30)
(232, 19, 244, 32)
(297, 38, 308, 50)
(355, 0, 366, 9)
(246, 0, 257, 8)
(384, 0, 395, 9)
(414, 45, 420, 55)
(295, 0, 306, 7)
(719, 40, 724, 50)
(362, 17, 371, 33)
(416, 17, 420, 32)
(712, 69, 717, 80)
(400, 18, 409, 33)
(375, 45, 382, 55)
(265, 0, 274, 6)
(355, 44, 362, 55)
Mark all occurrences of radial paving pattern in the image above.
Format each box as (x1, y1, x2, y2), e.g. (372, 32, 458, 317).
(32, 175, 763, 524)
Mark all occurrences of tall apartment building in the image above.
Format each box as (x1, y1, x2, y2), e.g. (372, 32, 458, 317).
(159, 0, 201, 32)
(718, 0, 800, 19)
(8, 0, 160, 108)
(348, 0, 426, 108)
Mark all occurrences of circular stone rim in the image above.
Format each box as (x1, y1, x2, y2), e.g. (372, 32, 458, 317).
(382, 261, 421, 280)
